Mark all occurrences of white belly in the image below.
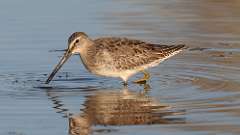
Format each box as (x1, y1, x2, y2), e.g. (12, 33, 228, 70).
(92, 68, 139, 82)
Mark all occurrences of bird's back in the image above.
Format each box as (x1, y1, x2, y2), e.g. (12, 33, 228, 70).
(90, 37, 185, 71)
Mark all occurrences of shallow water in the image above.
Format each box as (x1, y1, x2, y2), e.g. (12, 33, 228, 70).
(0, 0, 240, 135)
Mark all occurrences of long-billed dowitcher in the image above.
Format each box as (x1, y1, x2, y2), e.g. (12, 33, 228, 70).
(45, 32, 185, 85)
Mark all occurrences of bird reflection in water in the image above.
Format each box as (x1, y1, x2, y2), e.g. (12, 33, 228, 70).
(69, 86, 185, 135)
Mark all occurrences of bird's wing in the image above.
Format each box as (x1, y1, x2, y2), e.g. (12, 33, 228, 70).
(93, 37, 185, 70)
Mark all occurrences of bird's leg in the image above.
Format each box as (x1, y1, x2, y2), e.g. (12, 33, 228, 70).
(122, 81, 128, 86)
(133, 70, 150, 84)
(143, 83, 151, 91)
(139, 83, 151, 95)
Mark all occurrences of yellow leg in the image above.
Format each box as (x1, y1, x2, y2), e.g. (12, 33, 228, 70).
(133, 71, 150, 84)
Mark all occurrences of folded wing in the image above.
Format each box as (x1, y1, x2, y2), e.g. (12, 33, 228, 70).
(94, 37, 185, 70)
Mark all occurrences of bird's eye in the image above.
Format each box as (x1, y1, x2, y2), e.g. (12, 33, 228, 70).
(75, 39, 79, 43)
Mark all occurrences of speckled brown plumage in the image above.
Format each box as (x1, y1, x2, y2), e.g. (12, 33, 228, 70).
(85, 37, 185, 71)
(46, 32, 186, 84)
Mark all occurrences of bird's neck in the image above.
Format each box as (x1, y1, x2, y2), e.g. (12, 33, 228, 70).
(79, 39, 95, 70)
(79, 38, 94, 54)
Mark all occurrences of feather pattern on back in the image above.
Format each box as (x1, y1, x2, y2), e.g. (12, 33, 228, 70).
(85, 37, 185, 71)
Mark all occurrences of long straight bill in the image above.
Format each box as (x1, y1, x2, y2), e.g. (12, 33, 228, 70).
(45, 52, 72, 84)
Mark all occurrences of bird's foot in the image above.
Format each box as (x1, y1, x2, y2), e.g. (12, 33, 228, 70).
(133, 71, 150, 84)
(122, 81, 128, 86)
(143, 83, 151, 91)
(139, 83, 151, 95)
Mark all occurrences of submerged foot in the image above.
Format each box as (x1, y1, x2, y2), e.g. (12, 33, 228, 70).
(133, 71, 150, 84)
(122, 81, 128, 86)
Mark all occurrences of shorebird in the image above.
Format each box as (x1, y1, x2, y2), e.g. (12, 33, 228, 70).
(45, 32, 185, 85)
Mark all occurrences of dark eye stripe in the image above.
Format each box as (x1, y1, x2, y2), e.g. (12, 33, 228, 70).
(68, 32, 88, 44)
(68, 32, 78, 44)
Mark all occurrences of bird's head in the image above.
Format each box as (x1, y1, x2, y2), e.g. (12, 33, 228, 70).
(67, 32, 89, 54)
(45, 32, 89, 84)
